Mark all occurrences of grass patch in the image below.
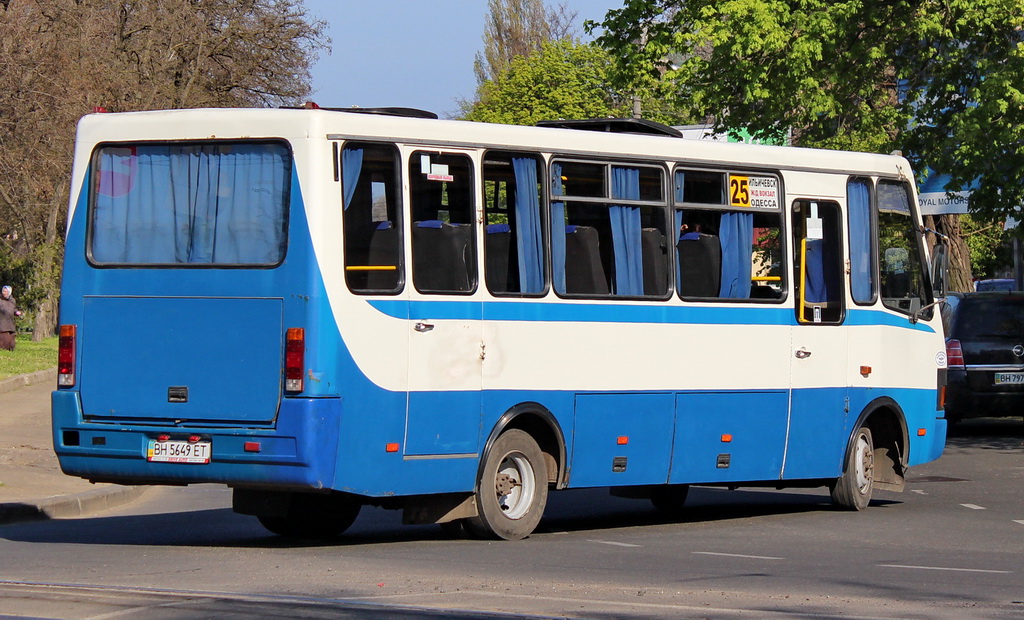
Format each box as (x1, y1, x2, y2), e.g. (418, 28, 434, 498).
(0, 334, 58, 381)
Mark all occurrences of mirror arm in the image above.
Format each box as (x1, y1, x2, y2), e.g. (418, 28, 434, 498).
(910, 298, 945, 324)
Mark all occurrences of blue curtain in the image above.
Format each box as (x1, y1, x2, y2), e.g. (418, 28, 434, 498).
(610, 167, 643, 296)
(674, 170, 685, 203)
(512, 157, 544, 293)
(847, 179, 874, 303)
(805, 239, 829, 303)
(92, 143, 289, 265)
(718, 211, 753, 298)
(551, 164, 566, 294)
(342, 147, 363, 210)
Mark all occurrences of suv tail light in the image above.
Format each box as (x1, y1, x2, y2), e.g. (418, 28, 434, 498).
(285, 328, 304, 392)
(946, 339, 965, 368)
(58, 324, 77, 387)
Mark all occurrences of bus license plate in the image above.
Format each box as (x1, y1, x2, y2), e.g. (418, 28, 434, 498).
(994, 373, 1024, 385)
(147, 439, 211, 464)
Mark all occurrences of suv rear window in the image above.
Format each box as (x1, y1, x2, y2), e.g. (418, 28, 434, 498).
(89, 141, 291, 266)
(955, 297, 1024, 339)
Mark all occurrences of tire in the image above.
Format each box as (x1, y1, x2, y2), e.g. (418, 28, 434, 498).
(650, 484, 690, 517)
(465, 429, 548, 540)
(830, 426, 874, 511)
(256, 492, 361, 540)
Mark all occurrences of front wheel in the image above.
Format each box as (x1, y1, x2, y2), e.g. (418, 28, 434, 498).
(830, 426, 874, 510)
(466, 429, 548, 540)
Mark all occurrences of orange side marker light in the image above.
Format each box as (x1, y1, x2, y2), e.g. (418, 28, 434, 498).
(721, 434, 733, 443)
(917, 428, 927, 437)
(616, 436, 629, 445)
(385, 443, 400, 453)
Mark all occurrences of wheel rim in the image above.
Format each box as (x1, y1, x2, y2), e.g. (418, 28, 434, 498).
(853, 433, 874, 493)
(493, 451, 536, 520)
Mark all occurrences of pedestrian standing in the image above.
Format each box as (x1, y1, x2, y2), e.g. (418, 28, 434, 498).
(0, 285, 22, 351)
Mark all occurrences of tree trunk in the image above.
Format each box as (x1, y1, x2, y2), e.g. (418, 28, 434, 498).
(924, 214, 973, 293)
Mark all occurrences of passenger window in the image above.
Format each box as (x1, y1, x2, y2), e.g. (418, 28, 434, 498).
(793, 200, 843, 323)
(483, 152, 546, 295)
(674, 169, 784, 301)
(674, 209, 784, 300)
(551, 160, 669, 297)
(878, 180, 931, 316)
(410, 152, 476, 294)
(342, 142, 402, 293)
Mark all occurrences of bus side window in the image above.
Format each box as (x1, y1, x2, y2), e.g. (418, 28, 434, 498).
(793, 200, 844, 323)
(410, 152, 477, 294)
(342, 142, 403, 294)
(552, 160, 669, 298)
(483, 152, 545, 295)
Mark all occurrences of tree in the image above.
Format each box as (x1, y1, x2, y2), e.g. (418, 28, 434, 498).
(0, 0, 327, 337)
(464, 39, 631, 125)
(594, 0, 1024, 291)
(473, 0, 576, 86)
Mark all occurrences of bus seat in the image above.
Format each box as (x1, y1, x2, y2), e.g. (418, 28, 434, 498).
(365, 221, 399, 289)
(412, 220, 473, 292)
(641, 227, 668, 296)
(678, 233, 721, 297)
(565, 225, 609, 295)
(485, 223, 515, 293)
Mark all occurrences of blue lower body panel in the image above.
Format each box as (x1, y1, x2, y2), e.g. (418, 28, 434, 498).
(52, 390, 341, 490)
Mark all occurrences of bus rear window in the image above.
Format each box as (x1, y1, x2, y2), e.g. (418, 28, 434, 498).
(89, 142, 291, 266)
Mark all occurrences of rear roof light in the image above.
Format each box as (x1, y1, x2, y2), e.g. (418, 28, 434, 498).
(58, 324, 77, 387)
(946, 339, 964, 368)
(285, 328, 304, 392)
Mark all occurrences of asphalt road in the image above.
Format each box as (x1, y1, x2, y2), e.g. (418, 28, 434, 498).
(1, 418, 1022, 619)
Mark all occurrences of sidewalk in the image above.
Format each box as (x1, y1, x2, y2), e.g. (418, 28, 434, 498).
(0, 371, 146, 525)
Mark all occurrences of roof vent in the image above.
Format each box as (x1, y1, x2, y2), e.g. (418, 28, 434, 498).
(536, 118, 682, 138)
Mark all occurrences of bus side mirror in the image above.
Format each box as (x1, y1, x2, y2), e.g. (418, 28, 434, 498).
(930, 243, 949, 298)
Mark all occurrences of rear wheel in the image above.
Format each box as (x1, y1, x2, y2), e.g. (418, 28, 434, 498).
(256, 492, 361, 540)
(466, 429, 548, 540)
(650, 484, 690, 517)
(830, 426, 874, 510)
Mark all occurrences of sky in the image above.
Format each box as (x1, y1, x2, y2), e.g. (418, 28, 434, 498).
(303, 1, 622, 119)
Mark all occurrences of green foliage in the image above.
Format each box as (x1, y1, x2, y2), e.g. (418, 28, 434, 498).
(0, 336, 57, 381)
(961, 215, 1012, 280)
(464, 40, 631, 125)
(594, 1, 1024, 220)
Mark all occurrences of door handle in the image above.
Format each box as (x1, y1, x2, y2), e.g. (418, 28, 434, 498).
(414, 322, 434, 333)
(795, 348, 812, 359)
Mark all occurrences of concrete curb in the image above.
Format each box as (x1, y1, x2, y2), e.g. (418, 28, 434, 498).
(0, 485, 149, 526)
(0, 368, 151, 526)
(0, 367, 56, 395)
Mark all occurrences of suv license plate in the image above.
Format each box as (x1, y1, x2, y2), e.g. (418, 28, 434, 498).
(994, 373, 1024, 385)
(147, 439, 211, 464)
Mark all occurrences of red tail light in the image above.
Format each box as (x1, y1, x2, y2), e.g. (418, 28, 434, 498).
(285, 328, 304, 392)
(946, 339, 965, 368)
(58, 325, 76, 387)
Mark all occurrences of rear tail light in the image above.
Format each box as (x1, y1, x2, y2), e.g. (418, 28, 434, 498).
(58, 324, 76, 387)
(285, 328, 304, 392)
(946, 339, 964, 368)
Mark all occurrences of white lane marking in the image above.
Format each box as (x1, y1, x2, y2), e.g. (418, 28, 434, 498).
(880, 564, 1010, 574)
(1013, 520, 1024, 526)
(693, 551, 784, 560)
(911, 489, 928, 495)
(960, 503, 986, 510)
(588, 539, 641, 548)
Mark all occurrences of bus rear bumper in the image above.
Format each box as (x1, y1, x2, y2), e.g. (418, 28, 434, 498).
(51, 390, 341, 491)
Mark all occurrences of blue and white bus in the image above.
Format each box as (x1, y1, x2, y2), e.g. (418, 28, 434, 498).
(53, 107, 948, 540)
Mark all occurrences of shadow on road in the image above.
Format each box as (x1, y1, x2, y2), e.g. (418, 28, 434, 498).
(946, 416, 1024, 451)
(0, 485, 897, 549)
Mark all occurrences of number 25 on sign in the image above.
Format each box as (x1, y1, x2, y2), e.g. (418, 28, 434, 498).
(729, 175, 750, 207)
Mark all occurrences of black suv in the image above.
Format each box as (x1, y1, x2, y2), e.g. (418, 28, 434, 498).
(945, 292, 1024, 423)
